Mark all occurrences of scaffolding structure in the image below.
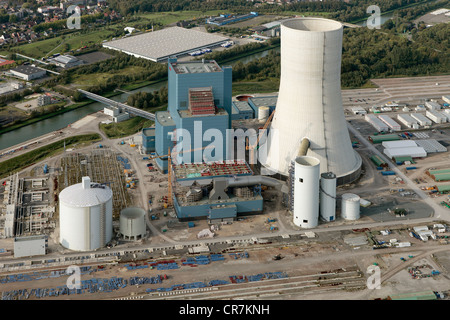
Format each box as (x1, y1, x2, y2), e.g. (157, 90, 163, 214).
(1, 175, 54, 238)
(287, 160, 295, 212)
(59, 149, 130, 218)
(172, 160, 252, 181)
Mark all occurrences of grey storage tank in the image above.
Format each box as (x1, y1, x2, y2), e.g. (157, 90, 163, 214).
(320, 172, 336, 222)
(119, 207, 146, 240)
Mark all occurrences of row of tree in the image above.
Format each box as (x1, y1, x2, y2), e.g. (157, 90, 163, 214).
(106, 0, 432, 23)
(228, 23, 448, 89)
(107, 0, 253, 16)
(126, 87, 168, 110)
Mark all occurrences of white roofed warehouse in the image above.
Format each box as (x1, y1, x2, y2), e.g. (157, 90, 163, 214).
(102, 27, 230, 62)
(10, 65, 46, 80)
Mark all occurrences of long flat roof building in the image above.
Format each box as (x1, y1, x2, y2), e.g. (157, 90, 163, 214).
(103, 27, 230, 62)
(10, 65, 46, 81)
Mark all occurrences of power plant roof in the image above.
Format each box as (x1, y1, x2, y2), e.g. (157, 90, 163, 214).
(59, 177, 113, 207)
(170, 60, 222, 74)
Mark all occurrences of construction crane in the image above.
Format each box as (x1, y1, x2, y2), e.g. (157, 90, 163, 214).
(246, 110, 275, 169)
(148, 145, 212, 208)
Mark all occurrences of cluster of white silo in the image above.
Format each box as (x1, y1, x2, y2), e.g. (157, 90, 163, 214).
(59, 176, 148, 251)
(292, 156, 360, 229)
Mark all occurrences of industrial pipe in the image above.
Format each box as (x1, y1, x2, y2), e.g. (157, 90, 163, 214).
(297, 138, 310, 156)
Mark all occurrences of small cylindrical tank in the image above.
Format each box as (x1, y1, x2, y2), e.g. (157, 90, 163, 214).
(258, 106, 270, 122)
(119, 207, 146, 240)
(341, 193, 360, 220)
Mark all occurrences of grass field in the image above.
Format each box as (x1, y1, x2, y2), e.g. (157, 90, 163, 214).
(99, 104, 167, 139)
(11, 28, 119, 59)
(99, 117, 154, 139)
(135, 10, 223, 26)
(71, 65, 148, 87)
(232, 79, 280, 96)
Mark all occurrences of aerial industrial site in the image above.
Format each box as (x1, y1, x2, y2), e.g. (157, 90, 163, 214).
(0, 1, 450, 304)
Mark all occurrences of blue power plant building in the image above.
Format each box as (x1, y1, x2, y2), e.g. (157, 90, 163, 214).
(141, 57, 285, 221)
(152, 58, 232, 172)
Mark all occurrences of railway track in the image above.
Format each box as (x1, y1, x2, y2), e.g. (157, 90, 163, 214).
(141, 270, 366, 300)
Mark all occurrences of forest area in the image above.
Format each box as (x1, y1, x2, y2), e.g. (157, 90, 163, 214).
(105, 0, 441, 23)
(226, 22, 449, 89)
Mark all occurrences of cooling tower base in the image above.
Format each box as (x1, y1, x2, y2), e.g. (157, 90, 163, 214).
(261, 150, 362, 186)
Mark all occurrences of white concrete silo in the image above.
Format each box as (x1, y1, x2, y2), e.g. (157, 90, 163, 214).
(320, 172, 336, 222)
(341, 193, 360, 220)
(59, 177, 113, 251)
(293, 156, 320, 228)
(263, 18, 361, 185)
(120, 207, 146, 240)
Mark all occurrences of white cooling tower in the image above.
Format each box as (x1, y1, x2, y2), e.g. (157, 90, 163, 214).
(263, 18, 361, 185)
(293, 156, 320, 228)
(59, 176, 113, 251)
(320, 172, 337, 222)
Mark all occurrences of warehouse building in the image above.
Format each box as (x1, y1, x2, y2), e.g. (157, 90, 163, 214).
(443, 95, 450, 104)
(103, 27, 229, 62)
(370, 155, 387, 167)
(206, 12, 258, 26)
(14, 235, 47, 258)
(411, 113, 432, 127)
(426, 110, 447, 124)
(351, 106, 367, 115)
(10, 65, 46, 80)
(384, 146, 427, 159)
(368, 134, 400, 144)
(397, 114, 418, 129)
(378, 114, 401, 131)
(428, 168, 450, 182)
(382, 140, 416, 149)
(48, 54, 83, 69)
(415, 139, 447, 153)
(365, 114, 389, 132)
(382, 140, 427, 159)
(425, 101, 441, 110)
(389, 291, 438, 300)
